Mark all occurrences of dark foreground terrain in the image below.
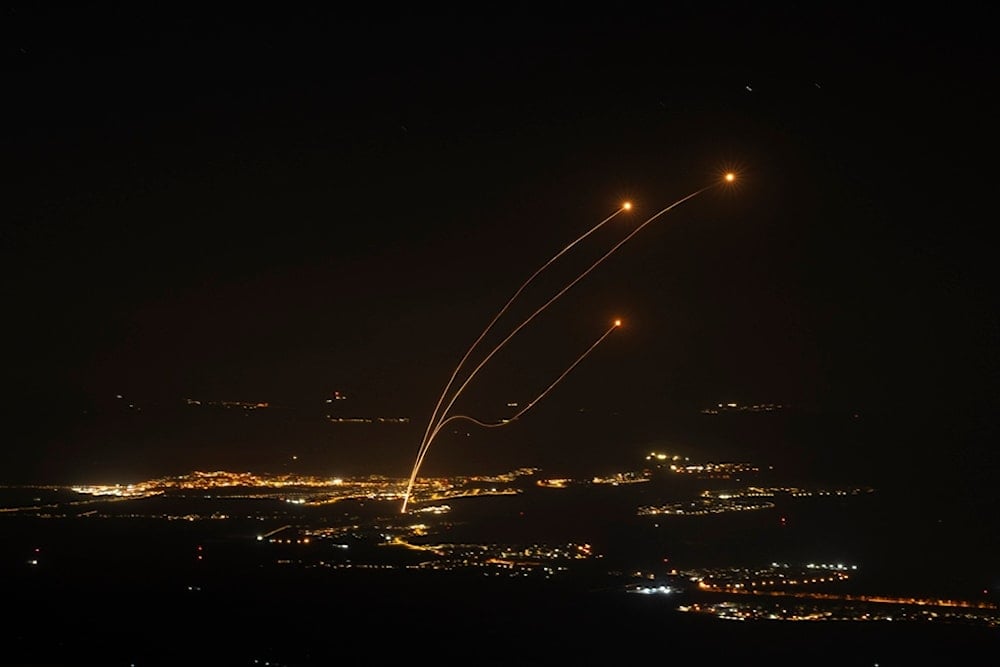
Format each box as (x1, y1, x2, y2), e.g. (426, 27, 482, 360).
(5, 492, 997, 667)
(8, 555, 999, 667)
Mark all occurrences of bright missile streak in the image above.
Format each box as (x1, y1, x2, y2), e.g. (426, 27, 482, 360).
(402, 183, 718, 513)
(426, 320, 620, 443)
(403, 320, 620, 513)
(413, 205, 629, 474)
(405, 205, 629, 509)
(419, 184, 712, 457)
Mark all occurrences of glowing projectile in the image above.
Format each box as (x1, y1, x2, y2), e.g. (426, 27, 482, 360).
(402, 175, 734, 513)
(413, 203, 631, 462)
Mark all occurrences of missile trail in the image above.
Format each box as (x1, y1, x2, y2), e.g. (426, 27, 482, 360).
(404, 205, 630, 513)
(502, 319, 620, 422)
(414, 205, 630, 477)
(419, 186, 712, 459)
(426, 321, 620, 450)
(401, 177, 730, 513)
(402, 320, 620, 512)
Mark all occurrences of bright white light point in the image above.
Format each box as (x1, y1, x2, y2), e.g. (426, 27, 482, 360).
(725, 173, 735, 182)
(614, 319, 622, 327)
(622, 202, 632, 210)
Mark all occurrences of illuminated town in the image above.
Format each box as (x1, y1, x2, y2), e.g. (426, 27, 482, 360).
(700, 402, 786, 414)
(5, 453, 997, 634)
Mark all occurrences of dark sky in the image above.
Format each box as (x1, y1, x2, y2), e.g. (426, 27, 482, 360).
(3, 5, 997, 481)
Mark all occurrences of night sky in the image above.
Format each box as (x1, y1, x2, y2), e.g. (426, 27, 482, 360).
(3, 5, 997, 482)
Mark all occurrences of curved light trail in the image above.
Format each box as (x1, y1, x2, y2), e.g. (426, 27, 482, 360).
(425, 319, 620, 444)
(403, 320, 620, 513)
(414, 205, 631, 476)
(401, 175, 735, 513)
